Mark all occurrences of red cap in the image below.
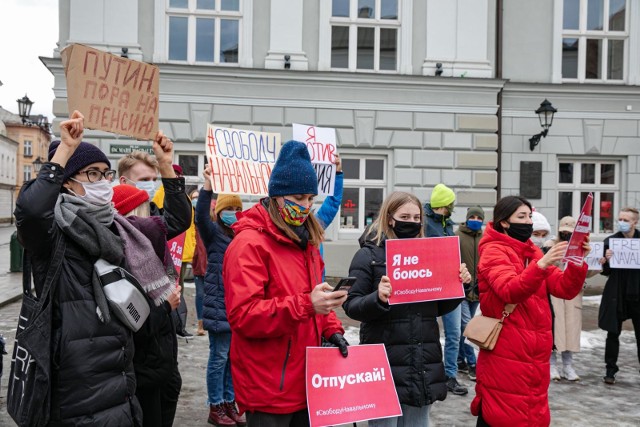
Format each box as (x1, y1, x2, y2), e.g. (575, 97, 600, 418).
(112, 185, 149, 215)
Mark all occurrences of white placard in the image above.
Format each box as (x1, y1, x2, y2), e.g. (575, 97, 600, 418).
(608, 238, 640, 269)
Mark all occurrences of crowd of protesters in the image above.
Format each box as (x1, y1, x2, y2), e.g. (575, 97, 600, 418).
(11, 112, 640, 427)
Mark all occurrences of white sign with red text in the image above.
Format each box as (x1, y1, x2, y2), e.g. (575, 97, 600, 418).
(306, 344, 401, 427)
(292, 123, 337, 196)
(385, 236, 464, 305)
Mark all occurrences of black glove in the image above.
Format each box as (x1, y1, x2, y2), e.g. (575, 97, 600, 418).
(328, 333, 349, 358)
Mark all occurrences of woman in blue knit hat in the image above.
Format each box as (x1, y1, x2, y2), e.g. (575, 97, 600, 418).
(14, 110, 191, 426)
(222, 140, 349, 426)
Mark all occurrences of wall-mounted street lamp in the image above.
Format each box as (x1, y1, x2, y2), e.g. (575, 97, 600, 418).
(32, 156, 44, 173)
(529, 99, 557, 151)
(17, 94, 51, 134)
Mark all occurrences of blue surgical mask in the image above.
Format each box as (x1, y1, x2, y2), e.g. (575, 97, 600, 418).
(135, 180, 159, 200)
(192, 199, 198, 208)
(618, 220, 631, 233)
(220, 210, 238, 226)
(466, 219, 483, 231)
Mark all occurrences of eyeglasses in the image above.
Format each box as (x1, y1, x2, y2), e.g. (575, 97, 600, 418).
(77, 169, 117, 182)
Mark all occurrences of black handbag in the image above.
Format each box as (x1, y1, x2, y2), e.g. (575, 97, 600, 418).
(7, 232, 65, 427)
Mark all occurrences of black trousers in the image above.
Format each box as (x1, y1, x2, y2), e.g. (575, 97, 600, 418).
(604, 301, 640, 374)
(246, 409, 310, 427)
(136, 366, 182, 427)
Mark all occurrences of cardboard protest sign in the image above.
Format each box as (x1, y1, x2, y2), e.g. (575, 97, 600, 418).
(306, 344, 401, 427)
(292, 123, 337, 196)
(608, 238, 640, 269)
(562, 193, 593, 265)
(61, 44, 159, 140)
(385, 236, 464, 305)
(205, 125, 281, 196)
(168, 232, 186, 285)
(584, 241, 604, 270)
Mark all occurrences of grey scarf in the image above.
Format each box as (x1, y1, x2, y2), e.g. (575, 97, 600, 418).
(55, 194, 172, 309)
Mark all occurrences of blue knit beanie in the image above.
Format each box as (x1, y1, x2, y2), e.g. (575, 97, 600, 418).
(48, 140, 111, 182)
(268, 140, 318, 197)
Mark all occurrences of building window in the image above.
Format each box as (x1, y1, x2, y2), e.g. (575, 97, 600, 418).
(561, 0, 627, 82)
(557, 159, 619, 234)
(330, 0, 399, 72)
(167, 0, 241, 64)
(23, 165, 32, 182)
(24, 140, 32, 157)
(176, 152, 207, 187)
(340, 156, 386, 231)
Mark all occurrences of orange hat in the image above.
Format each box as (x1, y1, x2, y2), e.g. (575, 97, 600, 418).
(214, 194, 243, 216)
(112, 185, 149, 215)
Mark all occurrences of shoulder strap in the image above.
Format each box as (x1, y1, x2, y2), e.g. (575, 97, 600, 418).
(22, 230, 66, 307)
(504, 303, 516, 315)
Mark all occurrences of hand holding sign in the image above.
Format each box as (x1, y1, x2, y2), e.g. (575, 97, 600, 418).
(378, 275, 392, 303)
(459, 263, 472, 284)
(202, 163, 213, 191)
(312, 283, 348, 315)
(538, 241, 569, 269)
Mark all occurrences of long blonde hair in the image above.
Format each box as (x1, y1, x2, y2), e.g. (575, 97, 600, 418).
(370, 191, 424, 245)
(266, 198, 325, 247)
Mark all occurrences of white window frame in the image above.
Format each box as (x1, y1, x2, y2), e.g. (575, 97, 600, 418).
(553, 0, 640, 83)
(319, 0, 413, 73)
(337, 153, 389, 239)
(23, 165, 31, 182)
(557, 158, 621, 235)
(154, 0, 253, 67)
(24, 140, 32, 157)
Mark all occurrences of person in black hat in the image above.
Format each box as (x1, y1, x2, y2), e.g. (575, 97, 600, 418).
(222, 140, 349, 426)
(14, 110, 191, 426)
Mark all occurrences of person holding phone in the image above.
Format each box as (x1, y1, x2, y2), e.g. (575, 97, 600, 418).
(223, 141, 348, 426)
(343, 191, 471, 427)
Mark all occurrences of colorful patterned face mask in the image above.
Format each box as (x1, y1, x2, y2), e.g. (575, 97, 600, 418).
(279, 198, 311, 226)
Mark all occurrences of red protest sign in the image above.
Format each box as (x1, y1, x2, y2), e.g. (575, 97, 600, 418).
(168, 232, 186, 285)
(385, 236, 464, 305)
(562, 192, 593, 265)
(306, 344, 401, 427)
(61, 43, 159, 140)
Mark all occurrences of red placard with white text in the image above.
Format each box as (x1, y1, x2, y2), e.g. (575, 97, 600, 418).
(562, 193, 593, 265)
(168, 232, 186, 285)
(306, 344, 401, 427)
(385, 236, 464, 305)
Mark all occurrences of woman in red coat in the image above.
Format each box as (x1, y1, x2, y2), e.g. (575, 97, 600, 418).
(223, 141, 348, 426)
(471, 196, 590, 426)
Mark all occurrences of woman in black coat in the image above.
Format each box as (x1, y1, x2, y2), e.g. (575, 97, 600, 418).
(343, 191, 470, 427)
(14, 111, 191, 426)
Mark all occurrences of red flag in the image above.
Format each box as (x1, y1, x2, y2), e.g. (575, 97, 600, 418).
(562, 193, 593, 265)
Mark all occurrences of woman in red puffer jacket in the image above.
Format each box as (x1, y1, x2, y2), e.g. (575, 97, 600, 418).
(471, 196, 590, 427)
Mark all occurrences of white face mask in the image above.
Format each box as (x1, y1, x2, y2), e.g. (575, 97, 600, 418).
(70, 178, 114, 206)
(531, 236, 547, 249)
(134, 180, 159, 200)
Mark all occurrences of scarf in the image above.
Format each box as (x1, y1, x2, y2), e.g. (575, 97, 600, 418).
(54, 194, 173, 308)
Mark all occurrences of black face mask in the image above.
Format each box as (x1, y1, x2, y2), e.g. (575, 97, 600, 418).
(506, 222, 533, 243)
(559, 232, 572, 242)
(392, 220, 422, 239)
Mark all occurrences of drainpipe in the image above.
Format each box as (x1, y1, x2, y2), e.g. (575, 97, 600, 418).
(495, 0, 504, 200)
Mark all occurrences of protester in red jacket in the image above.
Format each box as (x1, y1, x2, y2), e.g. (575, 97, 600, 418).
(223, 141, 348, 426)
(471, 196, 590, 427)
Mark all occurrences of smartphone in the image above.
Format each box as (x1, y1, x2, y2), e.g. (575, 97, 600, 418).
(333, 277, 356, 292)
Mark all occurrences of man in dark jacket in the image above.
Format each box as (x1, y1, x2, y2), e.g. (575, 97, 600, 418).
(599, 206, 640, 385)
(424, 183, 468, 396)
(14, 111, 191, 426)
(455, 206, 484, 381)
